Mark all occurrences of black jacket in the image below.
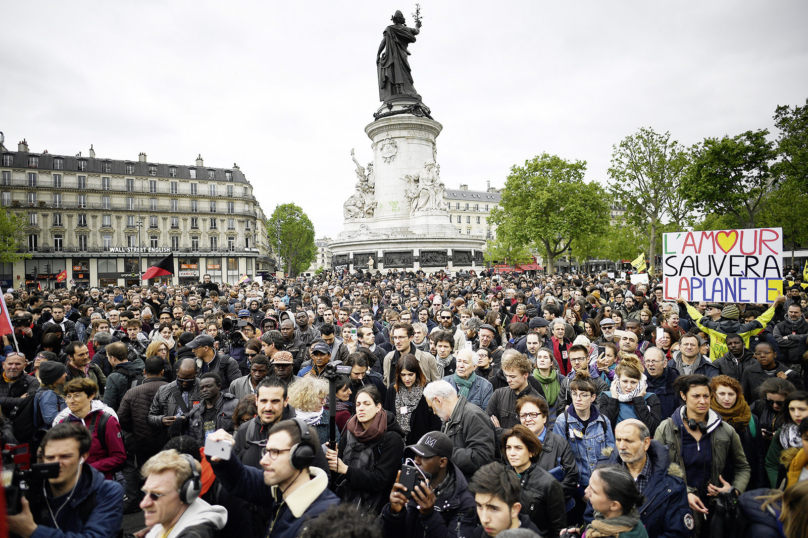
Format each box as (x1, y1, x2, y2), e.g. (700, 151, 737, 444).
(0, 374, 40, 416)
(384, 386, 443, 445)
(713, 348, 757, 383)
(187, 392, 239, 445)
(509, 462, 566, 538)
(645, 367, 681, 420)
(201, 352, 242, 391)
(535, 429, 579, 500)
(741, 361, 803, 403)
(486, 384, 545, 440)
(595, 391, 663, 436)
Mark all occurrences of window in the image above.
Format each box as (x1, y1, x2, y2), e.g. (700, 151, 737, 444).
(245, 236, 251, 249)
(191, 200, 198, 212)
(102, 176, 110, 190)
(103, 235, 111, 250)
(227, 185, 234, 197)
(171, 236, 179, 250)
(1, 171, 9, 185)
(77, 160, 87, 171)
(210, 201, 216, 213)
(225, 171, 233, 181)
(191, 217, 199, 229)
(53, 213, 62, 226)
(171, 217, 179, 228)
(78, 235, 87, 251)
(210, 218, 217, 230)
(128, 178, 138, 192)
(209, 184, 216, 196)
(127, 235, 137, 248)
(126, 197, 135, 210)
(485, 204, 489, 211)
(52, 157, 63, 170)
(53, 193, 62, 208)
(2, 155, 12, 166)
(28, 192, 36, 205)
(102, 196, 111, 209)
(150, 216, 158, 228)
(77, 175, 86, 189)
(102, 215, 111, 227)
(190, 183, 197, 195)
(28, 173, 37, 187)
(227, 202, 234, 214)
(53, 174, 62, 188)
(210, 237, 218, 250)
(170, 199, 178, 211)
(148, 166, 157, 177)
(228, 219, 235, 230)
(456, 215, 461, 223)
(127, 215, 135, 227)
(54, 235, 63, 252)
(474, 204, 479, 211)
(28, 156, 39, 168)
(77, 195, 87, 209)
(476, 216, 481, 224)
(0, 192, 9, 206)
(228, 237, 235, 251)
(467, 229, 471, 235)
(102, 162, 111, 173)
(149, 180, 157, 193)
(29, 213, 37, 226)
(465, 203, 469, 210)
(208, 170, 215, 180)
(149, 198, 157, 211)
(189, 169, 196, 179)
(466, 216, 470, 223)
(126, 163, 135, 174)
(28, 234, 38, 251)
(245, 220, 250, 230)
(150, 236, 158, 248)
(78, 214, 87, 227)
(455, 203, 460, 210)
(169, 167, 177, 178)
(191, 236, 199, 249)
(170, 181, 178, 194)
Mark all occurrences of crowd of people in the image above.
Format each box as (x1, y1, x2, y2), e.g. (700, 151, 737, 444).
(1, 267, 808, 538)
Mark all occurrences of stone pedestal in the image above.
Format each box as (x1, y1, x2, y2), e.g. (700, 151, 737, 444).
(331, 101, 485, 271)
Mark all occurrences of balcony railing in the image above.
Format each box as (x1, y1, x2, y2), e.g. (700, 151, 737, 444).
(5, 200, 257, 218)
(0, 178, 255, 200)
(17, 245, 262, 255)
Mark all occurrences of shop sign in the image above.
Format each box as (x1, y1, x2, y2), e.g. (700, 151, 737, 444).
(109, 247, 172, 254)
(179, 270, 199, 277)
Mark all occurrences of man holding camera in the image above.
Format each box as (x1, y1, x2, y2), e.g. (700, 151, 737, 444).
(380, 431, 476, 538)
(7, 423, 124, 538)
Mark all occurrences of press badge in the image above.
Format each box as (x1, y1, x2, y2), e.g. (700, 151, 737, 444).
(400, 406, 409, 415)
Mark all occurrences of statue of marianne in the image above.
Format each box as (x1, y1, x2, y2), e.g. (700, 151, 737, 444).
(376, 10, 422, 104)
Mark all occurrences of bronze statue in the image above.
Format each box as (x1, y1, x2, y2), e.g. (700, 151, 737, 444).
(377, 9, 422, 104)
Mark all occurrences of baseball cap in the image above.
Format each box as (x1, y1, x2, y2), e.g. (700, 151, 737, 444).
(238, 309, 251, 317)
(407, 431, 453, 459)
(529, 317, 550, 329)
(310, 343, 331, 355)
(186, 334, 216, 349)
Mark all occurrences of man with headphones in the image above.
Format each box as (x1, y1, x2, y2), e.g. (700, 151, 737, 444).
(140, 449, 227, 538)
(7, 423, 125, 538)
(206, 417, 340, 538)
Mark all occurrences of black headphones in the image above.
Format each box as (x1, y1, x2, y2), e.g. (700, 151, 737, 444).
(289, 417, 317, 470)
(684, 411, 708, 433)
(179, 454, 202, 504)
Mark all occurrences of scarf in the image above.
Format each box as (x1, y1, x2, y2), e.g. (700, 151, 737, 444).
(152, 333, 176, 350)
(453, 372, 477, 398)
(435, 352, 454, 378)
(611, 376, 647, 402)
(711, 394, 751, 428)
(780, 423, 803, 449)
(551, 336, 571, 376)
(786, 447, 808, 488)
(346, 408, 388, 444)
(395, 385, 424, 434)
(586, 509, 642, 538)
(533, 369, 560, 405)
(296, 409, 323, 426)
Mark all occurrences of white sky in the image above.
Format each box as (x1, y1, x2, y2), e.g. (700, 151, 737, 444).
(2, 1, 806, 238)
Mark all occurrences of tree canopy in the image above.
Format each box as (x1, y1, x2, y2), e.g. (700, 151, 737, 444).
(0, 208, 30, 264)
(266, 203, 316, 277)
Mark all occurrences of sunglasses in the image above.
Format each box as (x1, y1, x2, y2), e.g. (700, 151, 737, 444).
(141, 489, 172, 501)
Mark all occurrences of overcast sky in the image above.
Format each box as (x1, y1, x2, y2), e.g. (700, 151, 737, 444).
(2, 1, 806, 238)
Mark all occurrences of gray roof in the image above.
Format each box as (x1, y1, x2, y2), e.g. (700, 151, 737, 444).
(1, 150, 250, 185)
(444, 189, 501, 202)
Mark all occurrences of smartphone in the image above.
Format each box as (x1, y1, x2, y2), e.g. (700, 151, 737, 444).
(400, 463, 431, 498)
(465, 341, 473, 351)
(205, 437, 233, 460)
(656, 327, 664, 341)
(351, 327, 357, 338)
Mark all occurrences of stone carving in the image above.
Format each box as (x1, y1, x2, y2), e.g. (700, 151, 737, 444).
(453, 250, 472, 266)
(376, 9, 423, 105)
(333, 254, 349, 266)
(401, 160, 449, 217)
(379, 135, 398, 163)
(420, 250, 447, 267)
(341, 224, 390, 240)
(474, 251, 485, 264)
(383, 250, 414, 268)
(373, 103, 433, 121)
(354, 252, 377, 270)
(343, 149, 377, 220)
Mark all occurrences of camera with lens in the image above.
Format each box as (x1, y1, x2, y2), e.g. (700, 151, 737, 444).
(2, 447, 60, 515)
(322, 360, 352, 380)
(221, 318, 248, 348)
(11, 317, 29, 328)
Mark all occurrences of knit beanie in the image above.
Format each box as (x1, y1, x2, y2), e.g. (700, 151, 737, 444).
(721, 304, 740, 320)
(39, 361, 67, 386)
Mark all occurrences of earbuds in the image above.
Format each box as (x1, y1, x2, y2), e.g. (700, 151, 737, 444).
(79, 457, 85, 465)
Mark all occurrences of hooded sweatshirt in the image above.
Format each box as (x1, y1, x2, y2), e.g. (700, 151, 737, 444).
(145, 497, 228, 538)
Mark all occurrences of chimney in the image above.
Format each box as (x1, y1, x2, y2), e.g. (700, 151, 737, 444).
(486, 180, 490, 191)
(139, 152, 147, 163)
(196, 155, 204, 167)
(459, 184, 468, 191)
(18, 139, 28, 152)
(233, 163, 240, 171)
(89, 144, 95, 158)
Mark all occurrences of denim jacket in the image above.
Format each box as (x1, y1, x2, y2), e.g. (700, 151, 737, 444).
(553, 404, 615, 487)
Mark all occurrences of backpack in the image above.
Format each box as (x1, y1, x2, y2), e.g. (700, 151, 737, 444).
(119, 368, 145, 392)
(10, 392, 39, 443)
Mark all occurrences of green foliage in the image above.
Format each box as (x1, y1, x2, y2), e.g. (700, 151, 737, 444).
(758, 177, 808, 266)
(0, 208, 30, 263)
(571, 221, 646, 263)
(683, 129, 778, 228)
(773, 98, 808, 191)
(315, 267, 324, 275)
(483, 235, 534, 266)
(692, 212, 742, 232)
(266, 203, 316, 277)
(608, 128, 692, 274)
(488, 153, 608, 275)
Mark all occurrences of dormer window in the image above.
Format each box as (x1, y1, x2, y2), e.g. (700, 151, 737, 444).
(208, 170, 215, 180)
(189, 169, 196, 179)
(28, 156, 39, 168)
(126, 163, 135, 174)
(77, 160, 87, 171)
(53, 158, 63, 170)
(102, 162, 111, 173)
(225, 171, 233, 181)
(148, 165, 157, 176)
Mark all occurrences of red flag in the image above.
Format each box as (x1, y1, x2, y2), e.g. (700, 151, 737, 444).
(142, 253, 175, 280)
(56, 270, 67, 283)
(0, 291, 13, 335)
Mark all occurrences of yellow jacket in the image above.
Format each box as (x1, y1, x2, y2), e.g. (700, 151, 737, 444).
(684, 303, 775, 361)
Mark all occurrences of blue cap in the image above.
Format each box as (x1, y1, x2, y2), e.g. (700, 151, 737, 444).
(238, 309, 251, 317)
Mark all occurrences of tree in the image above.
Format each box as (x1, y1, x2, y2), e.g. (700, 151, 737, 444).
(682, 129, 777, 228)
(266, 203, 316, 277)
(488, 153, 608, 275)
(773, 98, 808, 191)
(608, 128, 692, 274)
(483, 226, 534, 267)
(758, 177, 808, 268)
(0, 208, 30, 263)
(570, 221, 646, 264)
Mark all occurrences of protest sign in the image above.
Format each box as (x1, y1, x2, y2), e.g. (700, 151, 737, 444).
(662, 228, 783, 303)
(630, 273, 649, 285)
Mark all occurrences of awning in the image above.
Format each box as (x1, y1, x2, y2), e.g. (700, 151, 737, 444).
(518, 264, 542, 271)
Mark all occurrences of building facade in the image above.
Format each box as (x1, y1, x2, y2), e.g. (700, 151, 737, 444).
(304, 237, 333, 275)
(444, 183, 501, 240)
(0, 139, 270, 289)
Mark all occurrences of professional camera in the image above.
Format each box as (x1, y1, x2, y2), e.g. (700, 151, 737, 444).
(10, 316, 29, 328)
(2, 446, 60, 515)
(221, 318, 249, 348)
(322, 360, 352, 380)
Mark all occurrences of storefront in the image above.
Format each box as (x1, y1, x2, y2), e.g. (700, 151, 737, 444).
(179, 258, 200, 286)
(227, 257, 239, 285)
(206, 260, 222, 283)
(124, 257, 141, 288)
(0, 262, 13, 289)
(72, 259, 91, 288)
(24, 259, 66, 290)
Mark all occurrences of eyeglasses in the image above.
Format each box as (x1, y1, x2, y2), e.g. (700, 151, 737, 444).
(571, 391, 591, 400)
(440, 316, 452, 320)
(141, 489, 173, 501)
(519, 412, 542, 420)
(261, 447, 292, 459)
(766, 399, 784, 406)
(245, 352, 258, 358)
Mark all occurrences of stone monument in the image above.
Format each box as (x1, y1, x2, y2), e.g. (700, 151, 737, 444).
(330, 8, 486, 272)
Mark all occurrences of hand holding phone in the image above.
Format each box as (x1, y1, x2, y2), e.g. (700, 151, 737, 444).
(205, 432, 234, 461)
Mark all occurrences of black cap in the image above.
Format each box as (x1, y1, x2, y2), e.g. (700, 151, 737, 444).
(185, 334, 216, 349)
(479, 324, 497, 334)
(407, 431, 453, 459)
(529, 317, 549, 329)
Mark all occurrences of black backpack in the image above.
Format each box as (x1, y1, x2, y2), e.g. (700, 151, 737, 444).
(10, 393, 38, 443)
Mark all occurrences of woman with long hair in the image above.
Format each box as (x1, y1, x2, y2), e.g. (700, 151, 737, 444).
(583, 318, 602, 343)
(742, 480, 808, 538)
(766, 391, 808, 488)
(145, 340, 174, 381)
(578, 465, 649, 537)
(711, 375, 757, 485)
(383, 354, 442, 444)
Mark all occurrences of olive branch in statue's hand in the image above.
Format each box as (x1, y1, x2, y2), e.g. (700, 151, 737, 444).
(412, 4, 422, 28)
